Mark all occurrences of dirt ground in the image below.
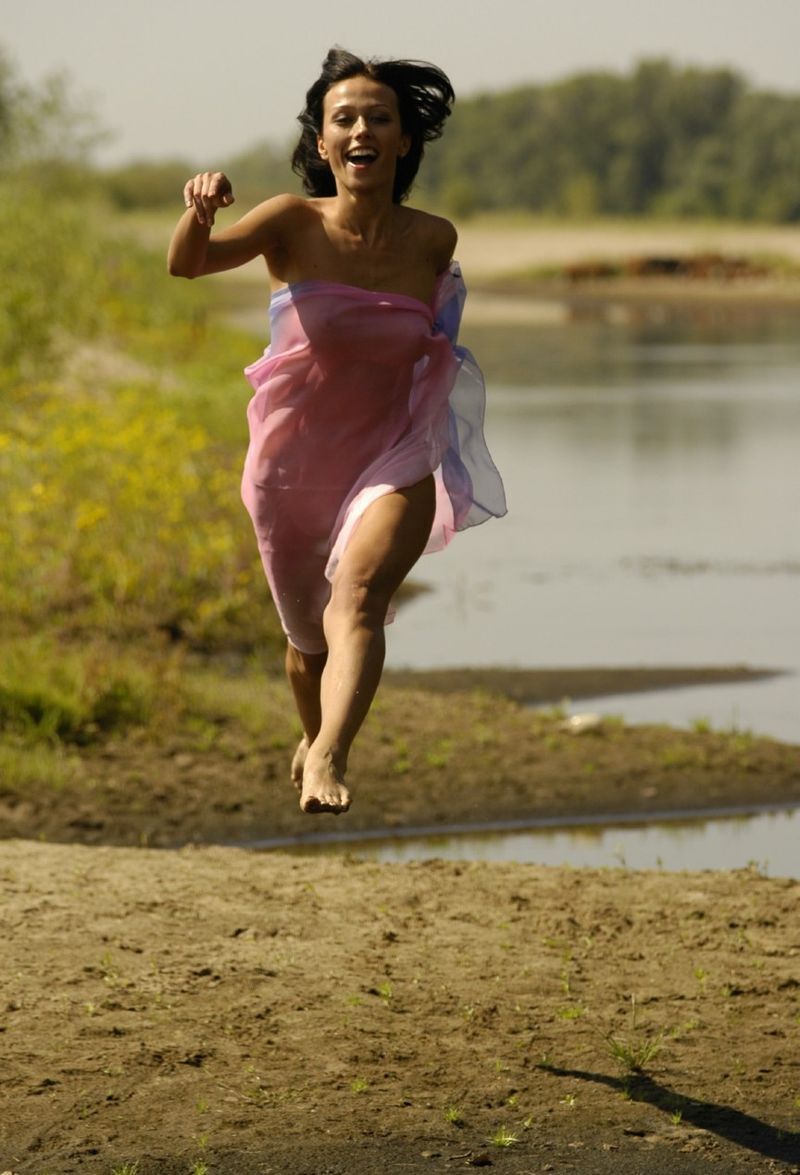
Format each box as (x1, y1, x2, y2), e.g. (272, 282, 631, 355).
(1, 665, 800, 1174)
(1, 667, 798, 850)
(1, 841, 798, 1175)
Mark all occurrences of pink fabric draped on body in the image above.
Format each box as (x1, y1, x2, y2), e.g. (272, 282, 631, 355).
(241, 262, 506, 654)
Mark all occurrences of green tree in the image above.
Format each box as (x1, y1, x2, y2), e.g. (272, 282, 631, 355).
(417, 58, 799, 222)
(728, 92, 800, 221)
(0, 50, 105, 372)
(220, 136, 299, 208)
(101, 157, 196, 210)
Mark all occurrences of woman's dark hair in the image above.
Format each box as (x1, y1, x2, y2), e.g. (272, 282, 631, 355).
(292, 47, 455, 203)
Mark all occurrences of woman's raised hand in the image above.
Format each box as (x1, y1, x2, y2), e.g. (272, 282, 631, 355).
(184, 172, 235, 227)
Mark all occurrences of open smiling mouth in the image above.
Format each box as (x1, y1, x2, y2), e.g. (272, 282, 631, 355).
(346, 150, 378, 168)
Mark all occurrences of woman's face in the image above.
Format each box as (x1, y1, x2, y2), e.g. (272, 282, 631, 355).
(317, 75, 411, 194)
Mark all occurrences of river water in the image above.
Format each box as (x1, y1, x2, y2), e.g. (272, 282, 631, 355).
(232, 294, 800, 873)
(278, 804, 800, 879)
(386, 309, 800, 746)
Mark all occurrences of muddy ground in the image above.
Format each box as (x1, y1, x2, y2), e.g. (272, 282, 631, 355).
(2, 666, 798, 850)
(1, 666, 800, 1174)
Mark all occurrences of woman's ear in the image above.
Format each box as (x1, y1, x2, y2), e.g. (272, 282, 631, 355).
(398, 133, 411, 159)
(317, 136, 328, 160)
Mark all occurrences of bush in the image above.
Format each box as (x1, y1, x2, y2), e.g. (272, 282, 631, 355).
(0, 179, 103, 375)
(0, 638, 161, 744)
(0, 380, 280, 651)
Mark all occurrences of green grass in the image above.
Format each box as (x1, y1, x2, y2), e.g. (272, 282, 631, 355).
(605, 1031, 664, 1074)
(1, 378, 279, 651)
(0, 637, 182, 747)
(487, 1125, 519, 1147)
(556, 1004, 588, 1020)
(0, 631, 297, 791)
(0, 182, 284, 659)
(444, 1104, 465, 1126)
(424, 737, 454, 768)
(0, 740, 81, 794)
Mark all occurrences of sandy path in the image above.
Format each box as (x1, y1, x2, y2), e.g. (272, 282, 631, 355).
(455, 220, 800, 277)
(1, 840, 798, 1174)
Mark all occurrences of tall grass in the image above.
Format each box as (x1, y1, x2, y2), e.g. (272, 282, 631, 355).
(0, 69, 289, 779)
(0, 180, 102, 376)
(0, 636, 165, 743)
(1, 379, 276, 648)
(0, 178, 283, 659)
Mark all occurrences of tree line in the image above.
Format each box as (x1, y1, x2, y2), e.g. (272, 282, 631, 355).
(421, 59, 800, 221)
(2, 49, 799, 221)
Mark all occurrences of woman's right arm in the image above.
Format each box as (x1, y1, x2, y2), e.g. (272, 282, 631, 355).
(167, 172, 301, 279)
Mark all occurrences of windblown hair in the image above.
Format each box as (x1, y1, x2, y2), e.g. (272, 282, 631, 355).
(292, 47, 455, 203)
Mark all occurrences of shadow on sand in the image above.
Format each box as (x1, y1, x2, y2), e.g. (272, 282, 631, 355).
(543, 1063, 799, 1165)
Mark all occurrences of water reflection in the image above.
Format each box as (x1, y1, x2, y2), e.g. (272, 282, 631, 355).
(461, 308, 800, 388)
(488, 368, 799, 456)
(297, 806, 800, 878)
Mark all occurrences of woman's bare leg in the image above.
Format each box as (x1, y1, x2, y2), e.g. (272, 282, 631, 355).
(284, 644, 327, 790)
(300, 475, 436, 814)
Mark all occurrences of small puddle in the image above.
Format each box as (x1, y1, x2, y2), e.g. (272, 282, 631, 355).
(244, 802, 800, 879)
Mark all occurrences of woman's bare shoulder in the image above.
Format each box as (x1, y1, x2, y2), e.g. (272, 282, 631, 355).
(403, 205, 456, 236)
(244, 192, 314, 229)
(403, 207, 458, 272)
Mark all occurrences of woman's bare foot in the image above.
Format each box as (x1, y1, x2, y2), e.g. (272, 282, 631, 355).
(290, 736, 309, 793)
(300, 751, 351, 814)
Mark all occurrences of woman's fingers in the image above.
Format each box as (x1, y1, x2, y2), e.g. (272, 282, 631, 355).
(184, 172, 235, 226)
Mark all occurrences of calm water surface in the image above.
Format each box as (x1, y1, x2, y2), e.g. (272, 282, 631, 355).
(387, 315, 800, 744)
(286, 806, 800, 879)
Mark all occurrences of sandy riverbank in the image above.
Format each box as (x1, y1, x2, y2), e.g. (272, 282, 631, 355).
(454, 219, 800, 278)
(2, 665, 800, 1171)
(1, 839, 798, 1174)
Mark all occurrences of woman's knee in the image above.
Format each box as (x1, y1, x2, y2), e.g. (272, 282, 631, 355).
(285, 642, 327, 679)
(325, 571, 392, 629)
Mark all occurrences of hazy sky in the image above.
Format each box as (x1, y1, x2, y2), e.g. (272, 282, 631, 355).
(4, 0, 799, 166)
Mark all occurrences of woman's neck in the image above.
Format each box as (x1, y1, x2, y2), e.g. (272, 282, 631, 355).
(328, 188, 401, 249)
